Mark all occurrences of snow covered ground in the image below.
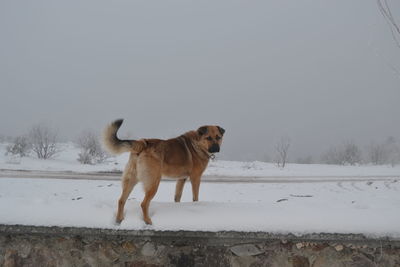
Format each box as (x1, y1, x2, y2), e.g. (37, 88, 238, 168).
(0, 177, 399, 238)
(1, 142, 400, 237)
(1, 143, 400, 177)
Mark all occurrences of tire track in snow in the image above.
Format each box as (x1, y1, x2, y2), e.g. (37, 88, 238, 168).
(351, 182, 364, 191)
(337, 182, 351, 191)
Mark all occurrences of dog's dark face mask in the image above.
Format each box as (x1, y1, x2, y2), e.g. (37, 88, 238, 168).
(197, 125, 225, 154)
(208, 143, 220, 153)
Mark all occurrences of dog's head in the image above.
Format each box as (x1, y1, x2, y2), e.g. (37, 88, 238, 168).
(197, 125, 225, 153)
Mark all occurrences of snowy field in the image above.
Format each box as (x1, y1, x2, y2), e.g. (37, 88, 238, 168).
(1, 143, 400, 177)
(1, 142, 400, 238)
(0, 177, 399, 238)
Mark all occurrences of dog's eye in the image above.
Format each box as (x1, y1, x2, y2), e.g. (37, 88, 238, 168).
(216, 136, 221, 140)
(206, 136, 212, 141)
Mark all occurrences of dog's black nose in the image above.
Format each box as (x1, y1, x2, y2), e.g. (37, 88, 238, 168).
(208, 143, 220, 153)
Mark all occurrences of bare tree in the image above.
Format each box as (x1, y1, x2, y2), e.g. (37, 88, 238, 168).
(374, 0, 400, 78)
(274, 137, 291, 168)
(76, 130, 109, 165)
(29, 123, 60, 159)
(377, 0, 400, 48)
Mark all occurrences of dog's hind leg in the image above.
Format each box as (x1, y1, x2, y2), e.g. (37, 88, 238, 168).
(174, 178, 187, 202)
(116, 154, 138, 224)
(141, 178, 161, 225)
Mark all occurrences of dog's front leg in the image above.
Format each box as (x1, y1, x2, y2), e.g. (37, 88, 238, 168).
(174, 178, 187, 202)
(190, 175, 201, 202)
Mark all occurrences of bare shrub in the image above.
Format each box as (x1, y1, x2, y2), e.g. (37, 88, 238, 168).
(321, 146, 343, 165)
(5, 136, 31, 157)
(367, 142, 388, 165)
(29, 123, 60, 159)
(322, 140, 362, 165)
(342, 141, 362, 165)
(384, 136, 400, 166)
(274, 136, 291, 168)
(76, 130, 108, 165)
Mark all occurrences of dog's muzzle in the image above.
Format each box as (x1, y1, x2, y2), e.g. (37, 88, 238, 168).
(208, 143, 220, 153)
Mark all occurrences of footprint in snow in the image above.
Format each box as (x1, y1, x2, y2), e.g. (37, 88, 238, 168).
(277, 198, 288, 203)
(97, 184, 113, 188)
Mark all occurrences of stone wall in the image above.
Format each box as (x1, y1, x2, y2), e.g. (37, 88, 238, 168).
(1, 225, 399, 267)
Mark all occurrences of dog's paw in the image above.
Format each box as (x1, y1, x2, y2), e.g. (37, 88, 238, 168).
(115, 216, 124, 225)
(143, 217, 153, 225)
(143, 221, 154, 230)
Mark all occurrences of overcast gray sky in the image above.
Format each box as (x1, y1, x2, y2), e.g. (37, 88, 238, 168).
(1, 0, 399, 161)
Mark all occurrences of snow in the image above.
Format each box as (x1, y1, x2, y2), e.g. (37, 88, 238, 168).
(1, 142, 400, 237)
(206, 160, 400, 177)
(0, 143, 129, 173)
(1, 143, 400, 177)
(0, 177, 399, 237)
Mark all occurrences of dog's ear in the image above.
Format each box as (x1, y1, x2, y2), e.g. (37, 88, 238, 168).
(217, 126, 225, 135)
(197, 126, 208, 136)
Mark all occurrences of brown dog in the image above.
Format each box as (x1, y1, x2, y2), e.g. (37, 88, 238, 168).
(103, 119, 225, 225)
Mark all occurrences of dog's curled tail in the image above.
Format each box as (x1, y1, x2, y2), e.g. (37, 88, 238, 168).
(102, 119, 146, 155)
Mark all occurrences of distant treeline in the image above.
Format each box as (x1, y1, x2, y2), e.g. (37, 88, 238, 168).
(1, 124, 400, 167)
(1, 123, 109, 165)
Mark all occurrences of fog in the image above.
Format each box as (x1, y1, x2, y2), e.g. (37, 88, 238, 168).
(1, 0, 399, 161)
